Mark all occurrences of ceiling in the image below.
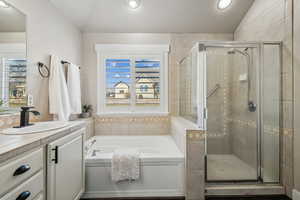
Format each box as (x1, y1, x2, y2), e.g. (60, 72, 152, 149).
(50, 0, 254, 33)
(0, 5, 26, 32)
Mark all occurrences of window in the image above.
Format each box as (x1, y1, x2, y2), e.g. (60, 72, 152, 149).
(95, 44, 169, 114)
(106, 59, 131, 105)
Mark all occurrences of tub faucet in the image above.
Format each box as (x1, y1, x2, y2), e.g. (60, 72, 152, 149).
(17, 106, 40, 128)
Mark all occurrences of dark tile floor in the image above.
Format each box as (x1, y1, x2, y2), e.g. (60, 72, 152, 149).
(206, 195, 291, 200)
(81, 198, 184, 200)
(82, 196, 291, 200)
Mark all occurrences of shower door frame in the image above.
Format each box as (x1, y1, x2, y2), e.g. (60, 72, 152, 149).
(200, 41, 263, 183)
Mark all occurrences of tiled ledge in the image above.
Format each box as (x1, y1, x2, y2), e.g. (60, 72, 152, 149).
(186, 130, 206, 200)
(187, 130, 206, 141)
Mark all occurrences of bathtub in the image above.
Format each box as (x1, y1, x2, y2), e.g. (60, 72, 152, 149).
(82, 136, 185, 198)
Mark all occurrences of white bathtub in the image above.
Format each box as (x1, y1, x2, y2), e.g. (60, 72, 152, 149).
(82, 136, 185, 198)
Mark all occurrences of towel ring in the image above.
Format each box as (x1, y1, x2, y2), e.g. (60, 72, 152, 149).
(38, 62, 50, 78)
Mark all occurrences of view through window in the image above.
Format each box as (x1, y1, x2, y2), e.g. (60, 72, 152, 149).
(105, 58, 160, 107)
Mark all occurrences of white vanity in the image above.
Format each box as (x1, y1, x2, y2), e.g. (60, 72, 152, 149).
(0, 121, 86, 200)
(47, 128, 85, 200)
(0, 148, 44, 200)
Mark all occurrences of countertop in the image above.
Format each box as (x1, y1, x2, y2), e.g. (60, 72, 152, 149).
(0, 121, 86, 163)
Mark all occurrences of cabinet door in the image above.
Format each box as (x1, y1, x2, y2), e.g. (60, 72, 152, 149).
(47, 128, 85, 200)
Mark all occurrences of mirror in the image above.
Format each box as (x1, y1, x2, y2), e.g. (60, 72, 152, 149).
(0, 0, 27, 114)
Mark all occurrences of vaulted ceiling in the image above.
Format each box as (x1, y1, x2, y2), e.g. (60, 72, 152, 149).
(50, 0, 254, 33)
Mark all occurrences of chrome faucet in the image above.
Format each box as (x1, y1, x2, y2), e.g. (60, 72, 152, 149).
(16, 106, 40, 128)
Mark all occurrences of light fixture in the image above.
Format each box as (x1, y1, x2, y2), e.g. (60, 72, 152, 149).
(127, 0, 141, 9)
(217, 0, 232, 10)
(0, 0, 9, 8)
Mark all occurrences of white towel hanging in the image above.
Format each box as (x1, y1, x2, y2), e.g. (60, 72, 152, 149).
(67, 63, 82, 114)
(49, 55, 71, 121)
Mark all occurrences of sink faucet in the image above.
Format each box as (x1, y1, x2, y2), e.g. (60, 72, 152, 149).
(17, 106, 41, 128)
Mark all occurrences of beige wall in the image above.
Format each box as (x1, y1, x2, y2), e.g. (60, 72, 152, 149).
(1, 0, 82, 121)
(294, 0, 300, 193)
(82, 33, 232, 135)
(234, 0, 293, 196)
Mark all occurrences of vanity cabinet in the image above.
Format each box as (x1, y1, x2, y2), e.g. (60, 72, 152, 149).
(0, 148, 44, 200)
(47, 128, 85, 200)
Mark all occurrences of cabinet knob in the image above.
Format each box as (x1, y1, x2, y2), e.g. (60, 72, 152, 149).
(16, 191, 31, 200)
(13, 165, 31, 176)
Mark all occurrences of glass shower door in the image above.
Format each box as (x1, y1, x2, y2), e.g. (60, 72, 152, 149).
(205, 45, 260, 181)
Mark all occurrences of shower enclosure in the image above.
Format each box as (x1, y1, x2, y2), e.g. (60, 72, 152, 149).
(179, 41, 281, 183)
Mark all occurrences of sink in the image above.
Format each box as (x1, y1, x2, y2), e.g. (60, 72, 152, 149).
(1, 121, 71, 135)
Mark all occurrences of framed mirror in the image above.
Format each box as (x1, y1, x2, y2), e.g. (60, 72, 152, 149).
(0, 0, 27, 114)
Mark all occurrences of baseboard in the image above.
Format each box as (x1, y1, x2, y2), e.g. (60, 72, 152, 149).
(81, 190, 184, 199)
(293, 189, 300, 200)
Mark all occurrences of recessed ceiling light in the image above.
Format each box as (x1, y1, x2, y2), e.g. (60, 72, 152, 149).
(217, 0, 232, 10)
(127, 0, 141, 9)
(0, 0, 9, 8)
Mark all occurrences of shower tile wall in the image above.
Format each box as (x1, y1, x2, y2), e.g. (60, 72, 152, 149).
(169, 33, 233, 116)
(206, 50, 231, 155)
(227, 50, 258, 169)
(234, 0, 293, 196)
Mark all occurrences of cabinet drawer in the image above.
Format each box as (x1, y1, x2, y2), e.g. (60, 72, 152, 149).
(0, 148, 43, 196)
(0, 170, 43, 200)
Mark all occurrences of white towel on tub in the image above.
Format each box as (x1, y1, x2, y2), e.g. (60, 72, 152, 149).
(111, 148, 140, 182)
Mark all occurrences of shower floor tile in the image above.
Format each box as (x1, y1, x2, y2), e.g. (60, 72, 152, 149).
(207, 154, 257, 181)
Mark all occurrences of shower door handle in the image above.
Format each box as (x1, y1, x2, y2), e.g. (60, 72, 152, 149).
(203, 108, 208, 119)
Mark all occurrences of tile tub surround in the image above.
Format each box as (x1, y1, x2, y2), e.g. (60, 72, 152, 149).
(94, 115, 170, 135)
(0, 121, 86, 163)
(234, 0, 293, 197)
(75, 117, 95, 140)
(186, 130, 206, 200)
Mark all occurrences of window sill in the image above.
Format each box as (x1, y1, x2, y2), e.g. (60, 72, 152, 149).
(96, 112, 169, 117)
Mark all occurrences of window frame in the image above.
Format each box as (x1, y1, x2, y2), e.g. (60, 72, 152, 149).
(95, 44, 170, 115)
